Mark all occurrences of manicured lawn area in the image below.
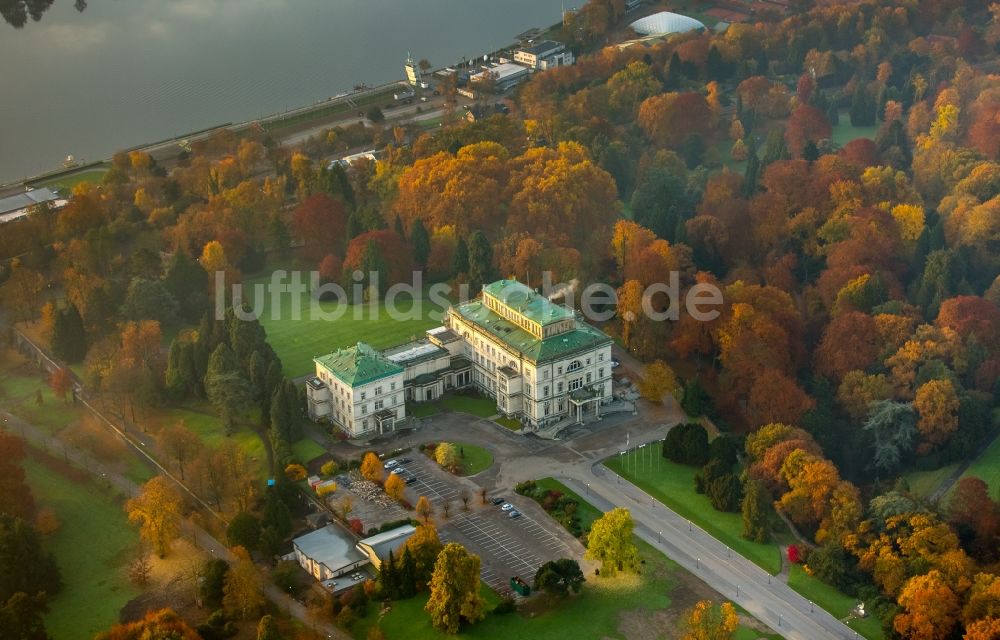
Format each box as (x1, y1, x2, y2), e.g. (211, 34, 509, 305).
(408, 402, 441, 418)
(788, 565, 884, 640)
(901, 463, 959, 500)
(830, 112, 880, 146)
(351, 545, 675, 640)
(246, 275, 444, 377)
(958, 430, 1000, 500)
(31, 166, 109, 191)
(606, 449, 782, 574)
(440, 393, 497, 418)
(494, 416, 521, 431)
(150, 405, 268, 480)
(24, 458, 141, 640)
(0, 361, 83, 437)
(291, 438, 326, 465)
(453, 443, 493, 476)
(533, 477, 603, 532)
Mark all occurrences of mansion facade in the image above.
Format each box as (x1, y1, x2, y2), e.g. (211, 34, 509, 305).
(306, 279, 613, 438)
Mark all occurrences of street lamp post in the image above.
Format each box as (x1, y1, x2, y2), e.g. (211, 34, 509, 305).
(657, 530, 661, 542)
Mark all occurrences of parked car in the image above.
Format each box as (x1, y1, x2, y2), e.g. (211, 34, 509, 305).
(384, 459, 399, 469)
(397, 458, 412, 464)
(491, 497, 505, 505)
(403, 475, 418, 484)
(508, 510, 522, 519)
(501, 503, 514, 512)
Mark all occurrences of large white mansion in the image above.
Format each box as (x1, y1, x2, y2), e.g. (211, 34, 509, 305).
(306, 279, 614, 438)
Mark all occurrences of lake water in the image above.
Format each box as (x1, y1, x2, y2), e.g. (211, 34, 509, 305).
(0, 0, 564, 184)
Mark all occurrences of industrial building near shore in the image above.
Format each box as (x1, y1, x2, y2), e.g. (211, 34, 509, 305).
(306, 279, 614, 438)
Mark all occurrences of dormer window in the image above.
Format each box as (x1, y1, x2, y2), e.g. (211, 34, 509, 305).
(567, 360, 582, 372)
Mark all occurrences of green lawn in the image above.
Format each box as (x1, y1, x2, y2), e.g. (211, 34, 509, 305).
(958, 431, 1000, 501)
(31, 167, 109, 192)
(533, 477, 603, 533)
(901, 463, 959, 500)
(788, 565, 884, 640)
(24, 458, 141, 640)
(830, 112, 880, 147)
(0, 368, 82, 436)
(440, 393, 497, 418)
(351, 544, 674, 640)
(453, 443, 493, 476)
(605, 449, 782, 574)
(246, 275, 444, 377)
(291, 438, 326, 465)
(152, 405, 268, 480)
(494, 417, 521, 431)
(408, 402, 441, 418)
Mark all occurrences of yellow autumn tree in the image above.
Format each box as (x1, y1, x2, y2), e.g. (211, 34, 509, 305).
(385, 473, 406, 501)
(361, 452, 385, 483)
(639, 360, 679, 403)
(914, 379, 960, 450)
(681, 600, 739, 640)
(891, 204, 926, 241)
(126, 476, 183, 557)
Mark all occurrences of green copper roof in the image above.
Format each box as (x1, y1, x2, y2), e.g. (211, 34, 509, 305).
(482, 279, 575, 326)
(315, 342, 403, 387)
(453, 300, 612, 364)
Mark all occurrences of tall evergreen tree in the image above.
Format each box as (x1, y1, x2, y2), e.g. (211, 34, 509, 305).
(204, 343, 252, 434)
(50, 303, 87, 364)
(466, 231, 494, 290)
(269, 379, 302, 443)
(399, 546, 417, 598)
(411, 219, 430, 270)
(453, 236, 469, 276)
(0, 515, 62, 604)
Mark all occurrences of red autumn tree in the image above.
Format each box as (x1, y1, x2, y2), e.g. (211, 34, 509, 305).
(814, 312, 881, 382)
(342, 230, 413, 286)
(837, 138, 880, 169)
(936, 296, 1000, 351)
(746, 368, 814, 428)
(291, 193, 347, 263)
(784, 104, 832, 158)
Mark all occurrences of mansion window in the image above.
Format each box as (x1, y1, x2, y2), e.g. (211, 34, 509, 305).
(569, 378, 582, 391)
(544, 402, 551, 416)
(599, 368, 604, 378)
(598, 353, 604, 361)
(542, 385, 549, 397)
(375, 400, 384, 410)
(391, 382, 396, 390)
(375, 386, 382, 395)
(361, 391, 367, 400)
(567, 360, 582, 372)
(362, 404, 367, 413)
(586, 373, 592, 383)
(557, 382, 563, 393)
(586, 358, 591, 365)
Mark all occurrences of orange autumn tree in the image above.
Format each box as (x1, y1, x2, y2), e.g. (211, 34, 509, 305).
(95, 609, 200, 640)
(893, 570, 961, 640)
(913, 379, 961, 452)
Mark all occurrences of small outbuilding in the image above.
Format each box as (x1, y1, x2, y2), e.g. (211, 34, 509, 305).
(355, 524, 417, 570)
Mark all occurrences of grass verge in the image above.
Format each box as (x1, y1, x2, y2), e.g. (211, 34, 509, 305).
(24, 456, 140, 640)
(788, 565, 884, 640)
(605, 449, 782, 574)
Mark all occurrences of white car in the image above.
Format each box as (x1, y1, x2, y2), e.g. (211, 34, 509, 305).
(384, 459, 399, 469)
(390, 468, 403, 475)
(500, 503, 514, 512)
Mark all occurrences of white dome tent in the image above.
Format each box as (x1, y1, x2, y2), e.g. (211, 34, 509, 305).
(629, 11, 706, 37)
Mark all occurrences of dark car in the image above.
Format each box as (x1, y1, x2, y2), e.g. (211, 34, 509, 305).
(491, 497, 505, 505)
(398, 457, 412, 464)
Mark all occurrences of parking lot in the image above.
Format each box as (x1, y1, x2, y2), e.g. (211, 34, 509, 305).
(382, 453, 584, 595)
(393, 455, 465, 505)
(439, 502, 579, 595)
